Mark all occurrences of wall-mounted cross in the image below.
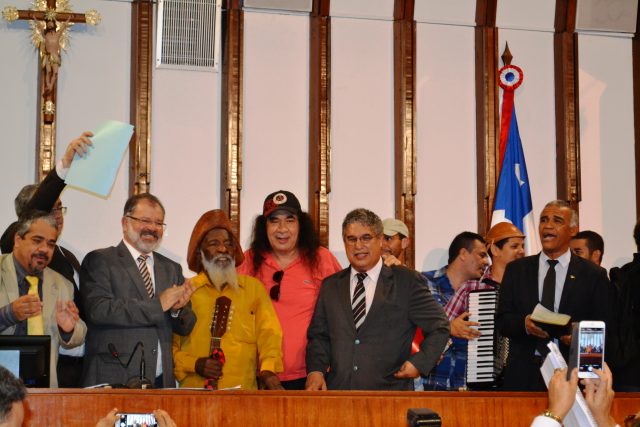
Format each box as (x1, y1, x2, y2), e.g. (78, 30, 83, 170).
(3, 0, 100, 181)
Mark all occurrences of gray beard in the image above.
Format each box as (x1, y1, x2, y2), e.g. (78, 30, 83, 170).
(201, 251, 238, 291)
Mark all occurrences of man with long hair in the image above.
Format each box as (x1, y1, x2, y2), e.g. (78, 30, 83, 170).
(237, 190, 341, 389)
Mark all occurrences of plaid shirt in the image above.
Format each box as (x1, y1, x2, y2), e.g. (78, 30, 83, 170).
(445, 267, 496, 320)
(419, 266, 466, 390)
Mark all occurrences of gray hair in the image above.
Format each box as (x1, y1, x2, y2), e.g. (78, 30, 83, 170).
(543, 200, 579, 228)
(342, 208, 383, 237)
(14, 184, 37, 217)
(15, 210, 58, 238)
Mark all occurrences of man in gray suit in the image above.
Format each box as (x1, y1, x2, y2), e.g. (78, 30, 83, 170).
(305, 208, 449, 390)
(81, 194, 195, 388)
(0, 211, 86, 387)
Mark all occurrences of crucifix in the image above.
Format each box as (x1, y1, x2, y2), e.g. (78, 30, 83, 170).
(3, 0, 100, 181)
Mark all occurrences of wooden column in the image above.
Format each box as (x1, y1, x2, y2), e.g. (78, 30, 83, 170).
(393, 0, 416, 269)
(634, 4, 640, 218)
(309, 0, 331, 247)
(129, 0, 153, 195)
(475, 0, 499, 234)
(220, 0, 244, 239)
(554, 0, 581, 210)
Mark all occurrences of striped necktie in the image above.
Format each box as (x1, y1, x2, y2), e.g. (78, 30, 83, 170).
(25, 275, 44, 335)
(137, 255, 154, 298)
(352, 272, 367, 331)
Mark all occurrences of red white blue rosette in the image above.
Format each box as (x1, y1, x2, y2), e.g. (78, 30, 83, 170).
(498, 65, 523, 91)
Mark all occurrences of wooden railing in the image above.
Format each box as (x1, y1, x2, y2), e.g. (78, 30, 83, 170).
(24, 389, 640, 427)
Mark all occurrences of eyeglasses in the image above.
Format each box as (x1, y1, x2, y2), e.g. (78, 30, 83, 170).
(126, 215, 167, 230)
(345, 234, 376, 246)
(51, 206, 67, 215)
(269, 270, 284, 301)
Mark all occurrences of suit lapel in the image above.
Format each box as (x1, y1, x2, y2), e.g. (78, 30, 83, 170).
(528, 254, 541, 305)
(559, 255, 579, 312)
(42, 268, 59, 332)
(359, 265, 392, 331)
(153, 255, 169, 294)
(337, 269, 354, 330)
(1, 255, 20, 303)
(117, 241, 149, 299)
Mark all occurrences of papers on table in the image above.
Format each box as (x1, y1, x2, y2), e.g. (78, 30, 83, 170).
(65, 120, 134, 197)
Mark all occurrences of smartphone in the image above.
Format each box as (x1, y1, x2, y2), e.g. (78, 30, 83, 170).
(569, 320, 605, 379)
(115, 413, 157, 427)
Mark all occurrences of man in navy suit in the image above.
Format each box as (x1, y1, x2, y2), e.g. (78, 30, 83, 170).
(305, 208, 449, 390)
(497, 200, 610, 391)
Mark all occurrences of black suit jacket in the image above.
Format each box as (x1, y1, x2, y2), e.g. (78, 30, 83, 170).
(306, 265, 450, 390)
(497, 253, 611, 390)
(0, 169, 82, 310)
(80, 241, 196, 387)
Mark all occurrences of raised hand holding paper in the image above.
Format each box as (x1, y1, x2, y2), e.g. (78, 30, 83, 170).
(65, 120, 134, 197)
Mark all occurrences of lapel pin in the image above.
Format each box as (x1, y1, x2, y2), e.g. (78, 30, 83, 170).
(570, 275, 576, 279)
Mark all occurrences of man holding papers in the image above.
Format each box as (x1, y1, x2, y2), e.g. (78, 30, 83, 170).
(497, 200, 610, 391)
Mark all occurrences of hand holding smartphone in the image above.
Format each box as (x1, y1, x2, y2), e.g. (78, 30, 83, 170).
(568, 320, 605, 379)
(115, 413, 158, 427)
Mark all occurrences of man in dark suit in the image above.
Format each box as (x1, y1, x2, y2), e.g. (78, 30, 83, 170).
(81, 193, 195, 388)
(305, 208, 449, 390)
(497, 200, 610, 391)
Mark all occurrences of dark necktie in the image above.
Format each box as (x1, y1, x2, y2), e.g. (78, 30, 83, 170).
(352, 272, 367, 331)
(541, 259, 559, 311)
(137, 255, 155, 298)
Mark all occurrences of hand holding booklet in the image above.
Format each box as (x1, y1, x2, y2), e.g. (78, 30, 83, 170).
(530, 304, 572, 338)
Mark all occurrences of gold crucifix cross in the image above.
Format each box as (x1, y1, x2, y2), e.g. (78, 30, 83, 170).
(3, 0, 100, 181)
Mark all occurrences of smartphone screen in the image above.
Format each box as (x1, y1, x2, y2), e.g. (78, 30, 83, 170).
(578, 326, 605, 377)
(115, 413, 158, 427)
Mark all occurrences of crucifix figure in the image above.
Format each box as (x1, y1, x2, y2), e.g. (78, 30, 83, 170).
(3, 0, 100, 181)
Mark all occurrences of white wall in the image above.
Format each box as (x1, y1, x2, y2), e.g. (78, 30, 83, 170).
(414, 22, 477, 272)
(328, 17, 395, 265)
(0, 10, 38, 228)
(240, 10, 310, 251)
(578, 34, 636, 269)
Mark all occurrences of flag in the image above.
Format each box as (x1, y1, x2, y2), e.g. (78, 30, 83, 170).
(491, 64, 539, 255)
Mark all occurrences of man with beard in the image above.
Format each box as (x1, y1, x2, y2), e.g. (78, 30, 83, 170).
(418, 231, 490, 390)
(173, 209, 283, 390)
(380, 218, 410, 267)
(81, 194, 195, 388)
(497, 200, 610, 391)
(0, 211, 86, 387)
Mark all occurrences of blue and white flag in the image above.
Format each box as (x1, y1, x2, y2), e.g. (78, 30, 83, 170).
(491, 107, 539, 255)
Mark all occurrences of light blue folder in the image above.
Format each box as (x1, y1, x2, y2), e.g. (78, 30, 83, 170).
(65, 121, 134, 197)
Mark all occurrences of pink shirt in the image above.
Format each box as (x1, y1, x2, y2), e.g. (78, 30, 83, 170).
(237, 246, 342, 381)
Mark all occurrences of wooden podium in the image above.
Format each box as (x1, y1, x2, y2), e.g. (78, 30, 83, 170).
(24, 389, 640, 426)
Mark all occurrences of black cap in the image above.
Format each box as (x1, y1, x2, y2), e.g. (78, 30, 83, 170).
(262, 190, 301, 217)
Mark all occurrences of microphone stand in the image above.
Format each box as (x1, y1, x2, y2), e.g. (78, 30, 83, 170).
(108, 342, 153, 389)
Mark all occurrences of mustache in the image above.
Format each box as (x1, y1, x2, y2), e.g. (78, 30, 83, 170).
(32, 251, 50, 262)
(140, 230, 159, 239)
(212, 254, 233, 263)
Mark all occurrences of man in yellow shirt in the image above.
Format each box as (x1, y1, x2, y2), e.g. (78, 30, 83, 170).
(173, 209, 284, 390)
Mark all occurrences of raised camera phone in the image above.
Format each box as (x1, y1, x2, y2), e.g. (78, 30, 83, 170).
(115, 413, 157, 427)
(568, 320, 605, 379)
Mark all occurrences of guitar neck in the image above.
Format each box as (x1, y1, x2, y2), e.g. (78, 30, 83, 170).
(209, 336, 222, 355)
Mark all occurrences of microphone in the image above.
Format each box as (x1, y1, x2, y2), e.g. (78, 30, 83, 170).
(107, 342, 152, 389)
